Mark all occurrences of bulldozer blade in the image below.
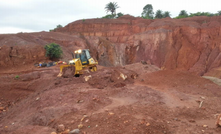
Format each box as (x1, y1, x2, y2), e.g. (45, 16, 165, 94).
(57, 65, 75, 78)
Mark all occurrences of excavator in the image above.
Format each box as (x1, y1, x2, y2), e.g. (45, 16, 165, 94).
(57, 49, 98, 77)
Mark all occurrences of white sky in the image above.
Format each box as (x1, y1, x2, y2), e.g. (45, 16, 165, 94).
(0, 0, 220, 34)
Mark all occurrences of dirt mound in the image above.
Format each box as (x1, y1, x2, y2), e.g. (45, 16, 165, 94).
(87, 67, 137, 89)
(138, 69, 221, 97)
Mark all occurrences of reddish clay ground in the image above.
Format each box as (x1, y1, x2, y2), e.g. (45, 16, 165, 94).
(0, 62, 221, 134)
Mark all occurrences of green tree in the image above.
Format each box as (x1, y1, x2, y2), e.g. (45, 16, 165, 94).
(102, 14, 115, 18)
(117, 12, 124, 18)
(44, 43, 63, 60)
(56, 24, 63, 28)
(179, 10, 188, 17)
(155, 10, 163, 19)
(50, 24, 63, 32)
(105, 2, 119, 17)
(218, 11, 221, 16)
(189, 12, 214, 17)
(141, 4, 154, 19)
(163, 11, 171, 18)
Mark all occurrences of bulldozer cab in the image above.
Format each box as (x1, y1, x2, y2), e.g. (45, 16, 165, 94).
(73, 49, 91, 65)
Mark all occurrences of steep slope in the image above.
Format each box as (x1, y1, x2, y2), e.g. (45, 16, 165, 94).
(1, 15, 221, 76)
(56, 15, 221, 75)
(0, 32, 87, 73)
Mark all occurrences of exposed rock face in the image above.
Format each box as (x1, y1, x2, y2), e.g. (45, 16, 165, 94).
(0, 32, 87, 73)
(1, 15, 221, 75)
(55, 15, 221, 75)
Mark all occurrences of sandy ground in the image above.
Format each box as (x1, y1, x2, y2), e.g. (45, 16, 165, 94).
(0, 62, 221, 134)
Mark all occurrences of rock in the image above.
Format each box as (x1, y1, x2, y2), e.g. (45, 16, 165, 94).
(84, 75, 92, 81)
(57, 124, 65, 132)
(0, 107, 4, 111)
(77, 100, 84, 103)
(108, 112, 114, 115)
(63, 129, 70, 134)
(203, 125, 208, 128)
(189, 119, 195, 123)
(119, 73, 127, 80)
(216, 114, 221, 127)
(81, 115, 88, 122)
(173, 118, 180, 121)
(131, 74, 137, 79)
(200, 96, 205, 100)
(146, 123, 150, 126)
(51, 132, 57, 134)
(78, 124, 83, 129)
(69, 129, 80, 134)
(141, 60, 147, 65)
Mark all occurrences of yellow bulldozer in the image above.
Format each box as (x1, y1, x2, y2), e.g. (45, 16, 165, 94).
(57, 49, 98, 77)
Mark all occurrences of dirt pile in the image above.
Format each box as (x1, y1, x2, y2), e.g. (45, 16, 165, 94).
(87, 67, 137, 89)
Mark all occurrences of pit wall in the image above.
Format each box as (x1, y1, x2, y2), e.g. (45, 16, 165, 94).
(56, 15, 221, 75)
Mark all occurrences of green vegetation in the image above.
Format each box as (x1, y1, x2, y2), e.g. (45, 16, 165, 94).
(101, 3, 220, 20)
(217, 11, 221, 16)
(174, 10, 188, 19)
(56, 24, 63, 29)
(117, 12, 124, 18)
(50, 24, 63, 32)
(102, 14, 116, 19)
(189, 12, 214, 17)
(179, 10, 188, 17)
(163, 11, 171, 18)
(105, 2, 119, 18)
(155, 10, 163, 19)
(141, 4, 154, 19)
(15, 75, 19, 79)
(44, 43, 63, 60)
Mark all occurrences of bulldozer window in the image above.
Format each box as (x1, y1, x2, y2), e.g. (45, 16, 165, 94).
(75, 53, 80, 59)
(80, 51, 89, 65)
(85, 50, 91, 59)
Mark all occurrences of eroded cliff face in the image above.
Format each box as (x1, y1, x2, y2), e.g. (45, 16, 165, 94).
(56, 15, 221, 75)
(1, 15, 221, 75)
(0, 32, 88, 73)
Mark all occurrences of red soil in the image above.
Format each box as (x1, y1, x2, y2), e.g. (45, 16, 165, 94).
(0, 63, 221, 134)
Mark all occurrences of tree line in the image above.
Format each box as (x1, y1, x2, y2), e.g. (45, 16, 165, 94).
(52, 2, 221, 30)
(103, 2, 221, 19)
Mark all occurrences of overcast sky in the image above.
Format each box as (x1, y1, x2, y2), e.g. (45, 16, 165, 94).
(0, 0, 220, 34)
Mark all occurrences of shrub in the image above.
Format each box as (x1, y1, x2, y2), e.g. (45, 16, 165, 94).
(44, 43, 63, 60)
(15, 75, 19, 79)
(102, 14, 116, 19)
